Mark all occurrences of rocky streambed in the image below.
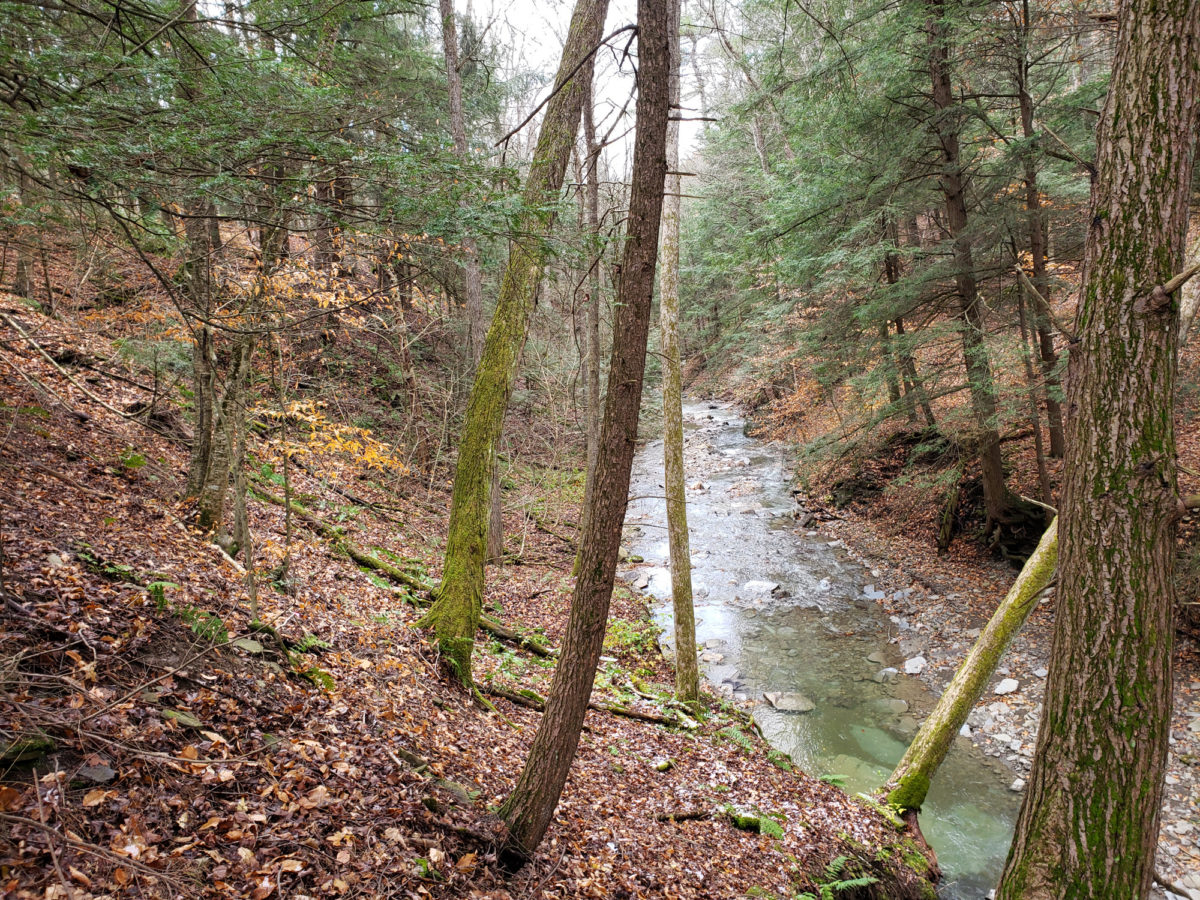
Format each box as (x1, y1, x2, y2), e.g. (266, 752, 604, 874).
(622, 402, 1019, 898)
(622, 400, 1200, 899)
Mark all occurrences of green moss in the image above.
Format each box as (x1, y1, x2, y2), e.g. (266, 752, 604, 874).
(886, 772, 930, 814)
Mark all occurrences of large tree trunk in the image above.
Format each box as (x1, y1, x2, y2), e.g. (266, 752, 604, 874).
(887, 519, 1057, 815)
(1016, 0, 1065, 458)
(926, 0, 1014, 530)
(498, 0, 669, 863)
(420, 0, 611, 681)
(658, 0, 699, 708)
(997, 1, 1200, 894)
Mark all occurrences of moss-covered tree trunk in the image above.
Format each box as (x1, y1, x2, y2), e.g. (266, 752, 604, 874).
(420, 0, 611, 681)
(997, 1, 1200, 894)
(926, 0, 1015, 530)
(658, 0, 699, 707)
(887, 518, 1057, 815)
(498, 0, 669, 864)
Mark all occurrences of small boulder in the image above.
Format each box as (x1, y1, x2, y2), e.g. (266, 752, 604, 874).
(763, 691, 815, 713)
(994, 678, 1020, 695)
(873, 667, 899, 685)
(904, 656, 927, 675)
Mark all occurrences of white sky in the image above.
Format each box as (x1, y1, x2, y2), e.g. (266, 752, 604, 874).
(473, 0, 705, 176)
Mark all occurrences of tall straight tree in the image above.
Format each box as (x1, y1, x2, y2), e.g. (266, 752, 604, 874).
(438, 0, 486, 366)
(499, 0, 670, 862)
(997, 0, 1200, 894)
(420, 0, 611, 681)
(658, 0, 699, 707)
(925, 0, 1018, 533)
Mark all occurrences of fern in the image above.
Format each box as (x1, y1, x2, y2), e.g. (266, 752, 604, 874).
(718, 725, 754, 751)
(759, 815, 785, 840)
(795, 856, 877, 899)
(294, 633, 331, 653)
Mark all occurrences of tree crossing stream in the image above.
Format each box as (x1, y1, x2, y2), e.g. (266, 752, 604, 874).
(623, 401, 1020, 897)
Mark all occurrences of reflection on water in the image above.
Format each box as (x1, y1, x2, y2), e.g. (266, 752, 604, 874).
(625, 403, 1019, 898)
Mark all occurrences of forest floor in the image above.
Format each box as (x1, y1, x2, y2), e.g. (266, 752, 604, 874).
(0, 299, 938, 899)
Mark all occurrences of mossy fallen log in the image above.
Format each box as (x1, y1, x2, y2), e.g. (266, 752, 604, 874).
(250, 482, 554, 657)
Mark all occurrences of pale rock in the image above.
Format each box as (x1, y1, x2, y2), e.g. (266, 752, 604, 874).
(1010, 778, 1026, 792)
(994, 678, 1020, 695)
(1034, 667, 1049, 678)
(763, 691, 815, 713)
(904, 656, 927, 675)
(866, 651, 887, 665)
(873, 667, 899, 685)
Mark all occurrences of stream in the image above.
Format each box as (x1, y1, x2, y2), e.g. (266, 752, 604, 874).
(622, 401, 1020, 898)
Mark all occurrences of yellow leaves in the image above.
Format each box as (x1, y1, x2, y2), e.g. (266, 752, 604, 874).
(257, 400, 408, 474)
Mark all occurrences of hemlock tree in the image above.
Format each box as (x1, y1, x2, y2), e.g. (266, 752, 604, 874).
(499, 0, 670, 863)
(419, 0, 611, 681)
(997, 0, 1200, 894)
(438, 0, 486, 366)
(659, 0, 700, 707)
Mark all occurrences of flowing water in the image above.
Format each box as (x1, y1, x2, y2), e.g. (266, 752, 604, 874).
(623, 402, 1019, 898)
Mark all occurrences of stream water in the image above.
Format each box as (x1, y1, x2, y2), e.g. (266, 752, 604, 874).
(623, 401, 1020, 898)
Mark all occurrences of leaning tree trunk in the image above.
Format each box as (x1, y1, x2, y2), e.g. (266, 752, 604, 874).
(498, 0, 669, 864)
(420, 0, 611, 682)
(997, 1, 1200, 895)
(926, 0, 1015, 530)
(888, 519, 1057, 815)
(658, 0, 699, 708)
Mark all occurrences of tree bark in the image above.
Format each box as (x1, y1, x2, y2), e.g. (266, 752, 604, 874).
(1016, 285, 1054, 504)
(1179, 226, 1200, 345)
(498, 0, 669, 863)
(1016, 0, 1065, 458)
(997, 0, 1200, 894)
(888, 519, 1057, 814)
(439, 0, 486, 367)
(926, 0, 1014, 530)
(894, 316, 936, 429)
(575, 75, 605, 577)
(420, 0, 611, 682)
(584, 78, 603, 489)
(659, 0, 699, 708)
